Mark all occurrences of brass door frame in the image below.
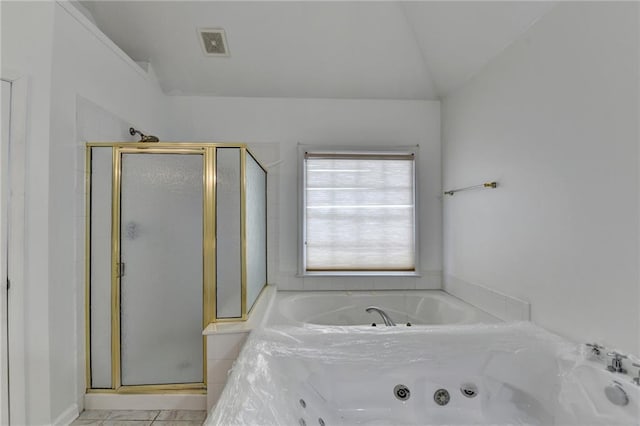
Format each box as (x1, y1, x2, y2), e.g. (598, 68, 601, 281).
(85, 142, 267, 394)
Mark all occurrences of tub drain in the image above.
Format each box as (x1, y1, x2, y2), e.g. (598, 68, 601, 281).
(394, 384, 411, 401)
(434, 389, 450, 406)
(460, 383, 478, 398)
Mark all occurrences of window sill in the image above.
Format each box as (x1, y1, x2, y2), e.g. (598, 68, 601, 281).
(298, 271, 421, 278)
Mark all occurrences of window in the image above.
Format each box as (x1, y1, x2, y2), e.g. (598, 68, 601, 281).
(300, 148, 418, 275)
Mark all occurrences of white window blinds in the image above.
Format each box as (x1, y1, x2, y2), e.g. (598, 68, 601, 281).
(304, 152, 416, 272)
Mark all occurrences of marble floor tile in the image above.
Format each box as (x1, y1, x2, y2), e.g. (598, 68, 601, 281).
(155, 411, 206, 422)
(70, 420, 103, 426)
(107, 410, 159, 421)
(72, 408, 207, 426)
(102, 421, 153, 426)
(78, 410, 112, 420)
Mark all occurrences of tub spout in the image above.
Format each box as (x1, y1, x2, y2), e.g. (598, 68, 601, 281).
(365, 306, 396, 326)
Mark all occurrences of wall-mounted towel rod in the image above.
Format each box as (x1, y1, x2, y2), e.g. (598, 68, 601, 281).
(444, 181, 498, 196)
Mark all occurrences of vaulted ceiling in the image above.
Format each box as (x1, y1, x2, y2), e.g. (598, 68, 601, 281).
(80, 1, 555, 100)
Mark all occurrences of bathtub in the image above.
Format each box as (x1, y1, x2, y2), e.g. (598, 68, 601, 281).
(207, 323, 640, 425)
(268, 290, 498, 326)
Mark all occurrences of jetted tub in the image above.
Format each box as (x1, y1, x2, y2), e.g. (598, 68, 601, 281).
(268, 290, 498, 326)
(207, 323, 640, 425)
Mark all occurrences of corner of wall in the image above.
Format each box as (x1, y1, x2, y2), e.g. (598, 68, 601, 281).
(443, 274, 530, 321)
(52, 403, 79, 426)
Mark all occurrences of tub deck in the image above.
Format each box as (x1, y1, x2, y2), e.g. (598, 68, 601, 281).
(269, 290, 498, 326)
(207, 322, 639, 425)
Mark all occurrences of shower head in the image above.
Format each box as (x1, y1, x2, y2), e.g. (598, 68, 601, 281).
(129, 127, 159, 143)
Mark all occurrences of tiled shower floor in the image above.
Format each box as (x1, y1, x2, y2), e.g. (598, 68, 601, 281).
(71, 410, 207, 426)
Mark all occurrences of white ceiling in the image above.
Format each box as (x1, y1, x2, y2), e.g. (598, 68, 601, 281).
(81, 1, 555, 100)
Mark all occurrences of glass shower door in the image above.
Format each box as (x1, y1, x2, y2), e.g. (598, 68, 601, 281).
(119, 152, 204, 386)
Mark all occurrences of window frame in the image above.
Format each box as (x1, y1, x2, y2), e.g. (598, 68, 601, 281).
(297, 144, 420, 277)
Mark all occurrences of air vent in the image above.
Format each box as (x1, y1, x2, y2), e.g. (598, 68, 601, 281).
(199, 28, 230, 56)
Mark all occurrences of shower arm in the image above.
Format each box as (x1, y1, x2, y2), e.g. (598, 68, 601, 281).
(129, 127, 159, 143)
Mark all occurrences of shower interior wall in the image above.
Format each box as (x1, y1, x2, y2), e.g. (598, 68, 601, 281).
(2, 0, 638, 424)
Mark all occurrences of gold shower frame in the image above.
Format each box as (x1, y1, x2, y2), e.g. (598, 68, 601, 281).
(84, 142, 268, 394)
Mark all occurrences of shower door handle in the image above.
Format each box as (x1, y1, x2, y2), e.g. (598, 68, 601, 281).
(117, 262, 126, 278)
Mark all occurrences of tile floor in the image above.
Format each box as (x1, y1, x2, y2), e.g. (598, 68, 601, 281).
(71, 410, 207, 426)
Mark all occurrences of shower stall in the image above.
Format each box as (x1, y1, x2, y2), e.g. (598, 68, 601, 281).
(85, 143, 267, 393)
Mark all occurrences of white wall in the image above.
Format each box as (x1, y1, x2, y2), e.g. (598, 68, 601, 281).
(49, 3, 170, 422)
(2, 1, 170, 423)
(1, 2, 55, 424)
(3, 2, 442, 420)
(166, 96, 442, 291)
(442, 2, 639, 354)
(20, 0, 638, 421)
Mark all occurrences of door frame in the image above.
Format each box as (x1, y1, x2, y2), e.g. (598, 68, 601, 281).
(1, 75, 11, 426)
(112, 147, 210, 392)
(85, 142, 268, 395)
(1, 74, 28, 425)
(86, 144, 220, 394)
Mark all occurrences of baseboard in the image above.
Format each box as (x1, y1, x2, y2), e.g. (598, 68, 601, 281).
(444, 274, 530, 321)
(84, 393, 207, 411)
(53, 403, 79, 426)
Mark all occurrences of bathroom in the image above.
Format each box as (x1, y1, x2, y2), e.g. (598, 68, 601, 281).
(0, 1, 638, 425)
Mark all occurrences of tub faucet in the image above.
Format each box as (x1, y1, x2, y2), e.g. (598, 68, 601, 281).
(607, 352, 628, 374)
(365, 306, 396, 326)
(632, 363, 640, 386)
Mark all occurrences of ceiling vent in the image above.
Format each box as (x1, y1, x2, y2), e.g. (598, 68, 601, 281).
(199, 28, 230, 57)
